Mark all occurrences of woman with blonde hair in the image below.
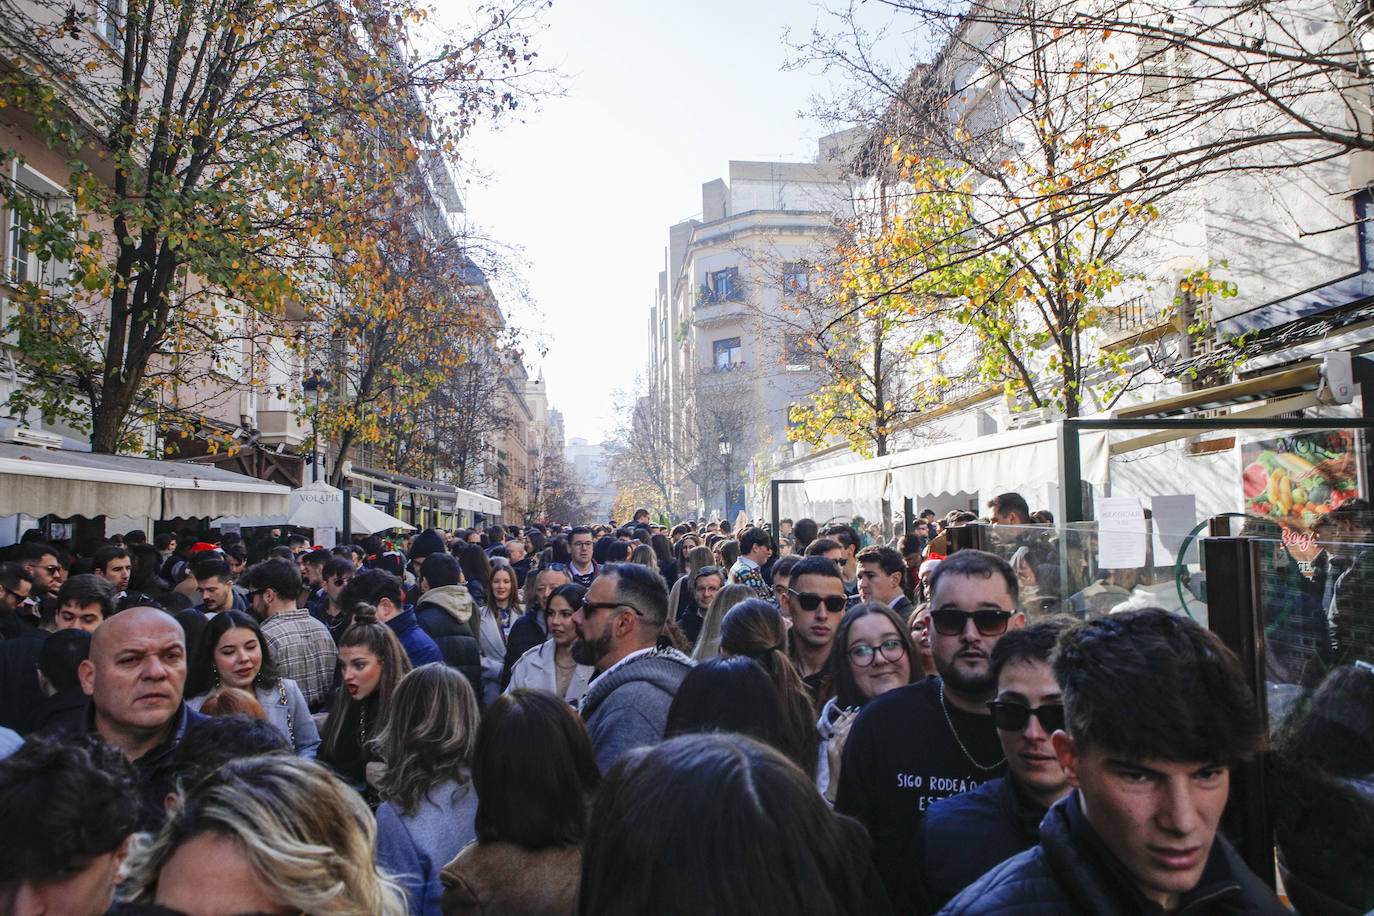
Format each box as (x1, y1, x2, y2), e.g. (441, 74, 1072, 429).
(319, 606, 413, 791)
(375, 664, 483, 916)
(628, 544, 656, 569)
(690, 583, 754, 660)
(121, 755, 407, 916)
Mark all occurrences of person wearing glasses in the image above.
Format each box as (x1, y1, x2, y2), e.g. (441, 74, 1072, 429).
(567, 527, 599, 588)
(835, 548, 1025, 907)
(784, 556, 849, 704)
(937, 608, 1285, 916)
(815, 601, 919, 803)
(913, 619, 1075, 912)
(0, 560, 36, 638)
(572, 562, 694, 771)
(18, 541, 66, 622)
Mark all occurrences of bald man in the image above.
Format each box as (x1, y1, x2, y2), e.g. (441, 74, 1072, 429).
(77, 606, 206, 828)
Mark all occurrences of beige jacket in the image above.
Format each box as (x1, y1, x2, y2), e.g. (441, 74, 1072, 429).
(440, 841, 580, 916)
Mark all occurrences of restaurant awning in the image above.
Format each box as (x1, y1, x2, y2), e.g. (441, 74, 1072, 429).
(0, 442, 291, 520)
(803, 423, 1110, 504)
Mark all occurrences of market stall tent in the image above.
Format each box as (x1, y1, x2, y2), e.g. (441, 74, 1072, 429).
(213, 481, 414, 535)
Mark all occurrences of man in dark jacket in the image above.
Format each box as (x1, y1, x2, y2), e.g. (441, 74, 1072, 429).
(915, 620, 1075, 912)
(341, 568, 443, 668)
(76, 606, 208, 830)
(937, 609, 1286, 916)
(413, 553, 483, 696)
(27, 627, 92, 735)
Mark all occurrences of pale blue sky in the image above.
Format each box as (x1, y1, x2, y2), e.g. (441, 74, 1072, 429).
(455, 0, 909, 443)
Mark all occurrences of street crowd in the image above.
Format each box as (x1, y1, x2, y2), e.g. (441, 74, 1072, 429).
(0, 496, 1361, 915)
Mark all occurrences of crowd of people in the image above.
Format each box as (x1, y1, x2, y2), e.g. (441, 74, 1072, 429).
(0, 500, 1366, 914)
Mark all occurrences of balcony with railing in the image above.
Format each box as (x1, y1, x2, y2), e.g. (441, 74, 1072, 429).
(1100, 295, 1179, 350)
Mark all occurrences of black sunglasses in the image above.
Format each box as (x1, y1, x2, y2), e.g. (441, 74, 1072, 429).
(789, 590, 846, 614)
(987, 701, 1065, 733)
(582, 600, 644, 618)
(930, 608, 1013, 637)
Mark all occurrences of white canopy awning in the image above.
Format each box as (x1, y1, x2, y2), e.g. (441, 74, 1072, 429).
(214, 481, 414, 534)
(452, 486, 501, 516)
(0, 442, 290, 520)
(803, 423, 1109, 504)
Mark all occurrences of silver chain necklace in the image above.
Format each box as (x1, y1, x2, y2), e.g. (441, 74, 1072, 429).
(939, 680, 1005, 772)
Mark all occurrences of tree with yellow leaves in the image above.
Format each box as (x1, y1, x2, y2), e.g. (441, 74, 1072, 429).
(0, 0, 547, 453)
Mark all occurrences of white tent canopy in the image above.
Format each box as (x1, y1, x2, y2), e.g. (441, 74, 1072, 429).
(214, 481, 414, 534)
(0, 442, 289, 520)
(803, 423, 1109, 507)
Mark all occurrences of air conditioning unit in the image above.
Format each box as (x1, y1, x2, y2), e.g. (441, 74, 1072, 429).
(2, 426, 63, 450)
(1007, 407, 1053, 429)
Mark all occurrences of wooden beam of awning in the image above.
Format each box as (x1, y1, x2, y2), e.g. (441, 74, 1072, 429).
(1114, 364, 1320, 420)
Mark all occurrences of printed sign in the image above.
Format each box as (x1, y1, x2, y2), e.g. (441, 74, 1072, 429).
(1240, 429, 1363, 530)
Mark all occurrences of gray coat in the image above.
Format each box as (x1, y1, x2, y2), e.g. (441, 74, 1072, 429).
(579, 646, 694, 772)
(375, 779, 479, 916)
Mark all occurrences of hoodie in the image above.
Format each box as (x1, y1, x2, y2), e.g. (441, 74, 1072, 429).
(414, 586, 482, 699)
(579, 646, 694, 771)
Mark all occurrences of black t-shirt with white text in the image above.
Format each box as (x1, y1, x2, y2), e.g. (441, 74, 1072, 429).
(835, 677, 1006, 902)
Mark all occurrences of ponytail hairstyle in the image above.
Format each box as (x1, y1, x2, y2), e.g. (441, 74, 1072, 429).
(319, 604, 413, 762)
(718, 598, 819, 777)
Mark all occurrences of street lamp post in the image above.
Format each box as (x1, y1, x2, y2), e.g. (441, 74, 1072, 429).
(718, 434, 732, 520)
(302, 369, 329, 483)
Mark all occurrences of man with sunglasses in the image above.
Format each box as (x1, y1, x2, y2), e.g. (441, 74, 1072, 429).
(0, 561, 36, 639)
(785, 556, 849, 702)
(18, 542, 65, 623)
(573, 562, 694, 771)
(914, 620, 1075, 913)
(836, 548, 1024, 906)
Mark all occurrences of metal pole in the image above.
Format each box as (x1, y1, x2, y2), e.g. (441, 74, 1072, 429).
(341, 487, 352, 543)
(1201, 536, 1273, 888)
(1057, 421, 1084, 523)
(903, 497, 915, 540)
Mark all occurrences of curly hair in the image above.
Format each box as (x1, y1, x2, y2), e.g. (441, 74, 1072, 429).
(0, 734, 140, 885)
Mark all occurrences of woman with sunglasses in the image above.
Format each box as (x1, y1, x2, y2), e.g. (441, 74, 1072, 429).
(816, 602, 919, 802)
(185, 610, 321, 758)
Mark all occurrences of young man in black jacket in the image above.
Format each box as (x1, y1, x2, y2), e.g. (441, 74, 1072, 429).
(938, 608, 1287, 916)
(915, 619, 1075, 912)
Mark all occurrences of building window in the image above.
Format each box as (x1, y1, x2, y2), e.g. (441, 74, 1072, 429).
(5, 165, 72, 294)
(708, 267, 740, 301)
(94, 0, 125, 52)
(782, 262, 809, 296)
(713, 337, 743, 369)
(783, 333, 814, 370)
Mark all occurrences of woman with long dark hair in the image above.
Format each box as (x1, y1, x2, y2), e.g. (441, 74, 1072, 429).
(440, 689, 600, 915)
(579, 733, 871, 915)
(507, 583, 594, 704)
(318, 607, 413, 791)
(185, 609, 320, 757)
(475, 562, 521, 705)
(458, 544, 492, 607)
(375, 664, 482, 916)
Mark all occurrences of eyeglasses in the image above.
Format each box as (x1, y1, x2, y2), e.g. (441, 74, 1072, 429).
(581, 600, 644, 618)
(331, 577, 351, 587)
(29, 564, 62, 575)
(788, 590, 847, 614)
(930, 608, 1013, 637)
(3, 586, 29, 602)
(987, 701, 1065, 733)
(570, 541, 594, 550)
(848, 637, 907, 667)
